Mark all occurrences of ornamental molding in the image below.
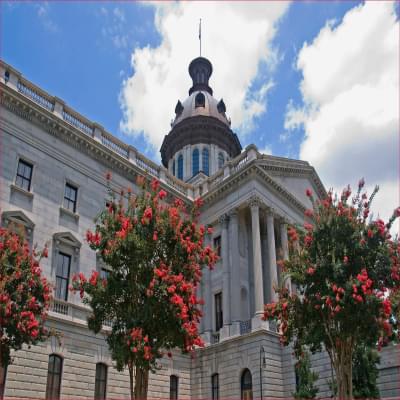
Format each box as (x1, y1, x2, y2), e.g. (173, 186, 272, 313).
(218, 213, 230, 228)
(0, 86, 191, 204)
(247, 195, 263, 210)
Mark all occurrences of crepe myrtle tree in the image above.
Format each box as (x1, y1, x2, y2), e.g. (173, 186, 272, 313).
(72, 174, 218, 400)
(263, 180, 400, 400)
(0, 223, 51, 396)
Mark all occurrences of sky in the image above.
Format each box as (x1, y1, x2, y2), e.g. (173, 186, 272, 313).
(2, 1, 399, 231)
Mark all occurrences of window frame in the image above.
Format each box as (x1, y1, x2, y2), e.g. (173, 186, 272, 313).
(63, 182, 78, 213)
(211, 373, 219, 400)
(45, 354, 63, 400)
(218, 152, 224, 170)
(192, 148, 200, 176)
(177, 155, 184, 180)
(55, 252, 71, 301)
(169, 375, 179, 400)
(15, 158, 33, 192)
(214, 292, 223, 332)
(240, 369, 253, 400)
(202, 148, 209, 176)
(94, 363, 108, 400)
(213, 236, 221, 257)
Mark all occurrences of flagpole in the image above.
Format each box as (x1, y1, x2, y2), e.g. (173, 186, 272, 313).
(199, 18, 202, 57)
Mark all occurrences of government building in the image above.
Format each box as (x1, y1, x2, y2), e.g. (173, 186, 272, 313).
(0, 56, 399, 399)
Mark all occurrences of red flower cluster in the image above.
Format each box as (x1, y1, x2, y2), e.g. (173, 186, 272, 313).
(0, 225, 51, 365)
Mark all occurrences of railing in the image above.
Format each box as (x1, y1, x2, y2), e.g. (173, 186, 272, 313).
(136, 153, 159, 177)
(101, 132, 129, 158)
(50, 299, 70, 316)
(240, 319, 252, 335)
(211, 332, 220, 344)
(62, 108, 93, 136)
(165, 174, 188, 195)
(17, 80, 54, 111)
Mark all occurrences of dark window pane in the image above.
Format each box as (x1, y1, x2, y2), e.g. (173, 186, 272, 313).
(46, 355, 62, 400)
(170, 375, 178, 400)
(55, 253, 71, 301)
(241, 369, 253, 400)
(213, 236, 221, 257)
(95, 363, 107, 400)
(178, 155, 183, 180)
(202, 148, 209, 176)
(218, 153, 224, 169)
(16, 160, 33, 191)
(64, 183, 77, 212)
(212, 373, 219, 400)
(192, 149, 199, 176)
(215, 293, 223, 331)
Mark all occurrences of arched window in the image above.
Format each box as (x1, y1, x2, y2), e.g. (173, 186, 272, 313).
(95, 363, 108, 400)
(218, 152, 224, 169)
(172, 160, 176, 177)
(177, 155, 183, 180)
(195, 92, 205, 108)
(202, 148, 209, 176)
(46, 354, 63, 400)
(240, 369, 253, 400)
(211, 373, 219, 400)
(170, 375, 179, 400)
(192, 148, 199, 176)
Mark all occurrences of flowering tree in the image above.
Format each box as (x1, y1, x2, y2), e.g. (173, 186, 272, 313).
(0, 224, 51, 386)
(263, 181, 400, 399)
(72, 176, 218, 400)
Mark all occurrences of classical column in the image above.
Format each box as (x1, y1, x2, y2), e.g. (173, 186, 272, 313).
(249, 196, 264, 316)
(229, 209, 241, 326)
(266, 210, 278, 302)
(220, 214, 231, 327)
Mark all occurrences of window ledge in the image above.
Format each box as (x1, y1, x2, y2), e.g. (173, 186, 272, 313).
(59, 206, 79, 221)
(10, 183, 34, 198)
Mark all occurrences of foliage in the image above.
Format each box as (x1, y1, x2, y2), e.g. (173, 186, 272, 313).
(293, 348, 319, 399)
(352, 345, 380, 399)
(0, 223, 51, 368)
(71, 175, 218, 399)
(263, 181, 400, 399)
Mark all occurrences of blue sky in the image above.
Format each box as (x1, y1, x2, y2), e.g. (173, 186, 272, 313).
(2, 1, 399, 228)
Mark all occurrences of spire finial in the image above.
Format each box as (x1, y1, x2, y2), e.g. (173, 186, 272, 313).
(199, 18, 202, 57)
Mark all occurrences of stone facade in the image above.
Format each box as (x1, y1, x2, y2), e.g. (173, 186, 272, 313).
(0, 58, 399, 399)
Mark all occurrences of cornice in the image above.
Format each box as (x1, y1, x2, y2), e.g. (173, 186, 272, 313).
(0, 85, 192, 204)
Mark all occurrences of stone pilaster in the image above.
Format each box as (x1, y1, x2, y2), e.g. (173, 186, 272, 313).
(249, 196, 264, 316)
(267, 210, 278, 302)
(219, 214, 231, 340)
(229, 208, 241, 336)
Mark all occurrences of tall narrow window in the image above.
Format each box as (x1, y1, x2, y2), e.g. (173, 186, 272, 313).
(172, 160, 176, 177)
(215, 292, 223, 332)
(64, 183, 78, 213)
(94, 363, 107, 400)
(213, 236, 221, 257)
(170, 375, 178, 400)
(46, 354, 63, 400)
(177, 155, 183, 180)
(15, 159, 33, 191)
(240, 369, 253, 400)
(202, 148, 209, 175)
(0, 363, 7, 400)
(211, 373, 219, 400)
(55, 252, 71, 301)
(192, 148, 199, 176)
(218, 152, 224, 170)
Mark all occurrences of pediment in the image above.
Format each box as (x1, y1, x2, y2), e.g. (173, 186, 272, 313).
(53, 231, 81, 248)
(2, 210, 35, 230)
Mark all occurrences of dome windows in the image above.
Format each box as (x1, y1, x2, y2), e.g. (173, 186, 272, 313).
(217, 99, 226, 114)
(177, 155, 183, 180)
(202, 148, 209, 176)
(195, 92, 205, 108)
(192, 149, 199, 175)
(218, 152, 225, 169)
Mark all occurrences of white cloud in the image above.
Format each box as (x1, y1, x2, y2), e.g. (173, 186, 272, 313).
(259, 145, 273, 155)
(36, 2, 58, 32)
(288, 2, 399, 232)
(120, 1, 290, 152)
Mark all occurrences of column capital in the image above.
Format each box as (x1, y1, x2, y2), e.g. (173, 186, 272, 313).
(228, 207, 239, 220)
(218, 213, 230, 228)
(248, 195, 262, 210)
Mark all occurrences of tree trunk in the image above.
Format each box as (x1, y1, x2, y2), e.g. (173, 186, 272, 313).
(134, 366, 149, 400)
(128, 361, 134, 400)
(332, 344, 353, 400)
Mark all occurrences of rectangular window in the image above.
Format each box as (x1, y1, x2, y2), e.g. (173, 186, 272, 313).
(64, 183, 78, 213)
(100, 268, 110, 280)
(215, 292, 223, 332)
(170, 375, 178, 400)
(213, 236, 221, 257)
(211, 373, 219, 400)
(46, 355, 63, 400)
(94, 363, 107, 400)
(15, 159, 33, 191)
(55, 252, 71, 301)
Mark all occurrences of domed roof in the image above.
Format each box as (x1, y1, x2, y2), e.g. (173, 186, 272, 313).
(172, 90, 230, 128)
